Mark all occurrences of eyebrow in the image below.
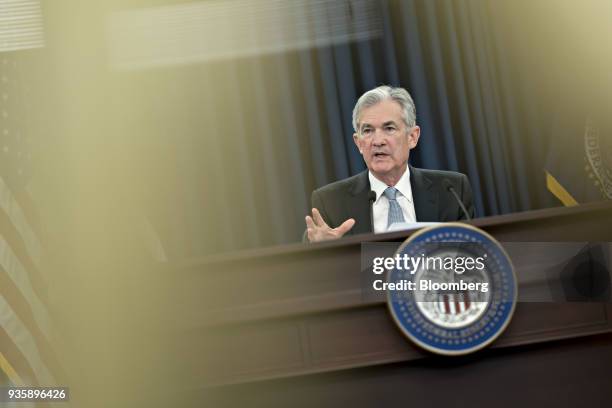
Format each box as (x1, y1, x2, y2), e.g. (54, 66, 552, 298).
(360, 120, 398, 130)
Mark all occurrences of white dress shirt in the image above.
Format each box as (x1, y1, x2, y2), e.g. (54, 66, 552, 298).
(369, 167, 417, 233)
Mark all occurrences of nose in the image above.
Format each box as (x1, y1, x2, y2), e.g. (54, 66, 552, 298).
(372, 129, 387, 146)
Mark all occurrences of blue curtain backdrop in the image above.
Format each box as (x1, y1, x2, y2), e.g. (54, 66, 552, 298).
(132, 0, 576, 257)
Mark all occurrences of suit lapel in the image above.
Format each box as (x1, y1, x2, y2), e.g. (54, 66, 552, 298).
(410, 166, 438, 222)
(348, 171, 372, 235)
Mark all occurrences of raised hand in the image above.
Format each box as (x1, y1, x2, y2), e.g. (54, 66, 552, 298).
(305, 208, 355, 242)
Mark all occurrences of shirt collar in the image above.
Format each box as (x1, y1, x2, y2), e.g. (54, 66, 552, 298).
(368, 166, 413, 203)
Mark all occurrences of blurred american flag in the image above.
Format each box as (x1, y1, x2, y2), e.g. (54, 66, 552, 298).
(1, 0, 61, 388)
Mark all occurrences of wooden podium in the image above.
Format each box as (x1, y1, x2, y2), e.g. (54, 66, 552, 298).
(170, 202, 612, 407)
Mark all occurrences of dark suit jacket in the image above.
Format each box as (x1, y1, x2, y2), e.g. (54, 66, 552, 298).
(307, 166, 475, 239)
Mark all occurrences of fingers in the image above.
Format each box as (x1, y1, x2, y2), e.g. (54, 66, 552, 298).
(305, 216, 316, 242)
(335, 218, 355, 235)
(305, 210, 354, 242)
(305, 215, 315, 229)
(306, 227, 314, 242)
(311, 208, 328, 227)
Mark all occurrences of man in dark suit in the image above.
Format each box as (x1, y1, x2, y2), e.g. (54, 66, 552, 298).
(305, 86, 474, 242)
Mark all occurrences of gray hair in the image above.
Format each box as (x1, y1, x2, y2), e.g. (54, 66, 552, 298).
(352, 85, 417, 133)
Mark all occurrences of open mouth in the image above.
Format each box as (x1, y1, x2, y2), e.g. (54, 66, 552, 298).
(373, 152, 390, 158)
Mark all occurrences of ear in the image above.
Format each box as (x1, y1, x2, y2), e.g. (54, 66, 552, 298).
(407, 126, 420, 149)
(353, 133, 363, 154)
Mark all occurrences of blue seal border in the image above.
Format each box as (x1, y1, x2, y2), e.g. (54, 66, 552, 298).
(386, 223, 518, 356)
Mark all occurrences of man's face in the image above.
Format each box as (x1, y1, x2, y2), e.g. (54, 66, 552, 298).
(353, 99, 420, 181)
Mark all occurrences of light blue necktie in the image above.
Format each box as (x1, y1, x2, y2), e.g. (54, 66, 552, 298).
(384, 187, 405, 228)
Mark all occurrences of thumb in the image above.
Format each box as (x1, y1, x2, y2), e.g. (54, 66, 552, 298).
(336, 218, 356, 235)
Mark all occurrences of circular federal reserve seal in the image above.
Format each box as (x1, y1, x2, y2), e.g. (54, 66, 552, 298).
(386, 223, 517, 355)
